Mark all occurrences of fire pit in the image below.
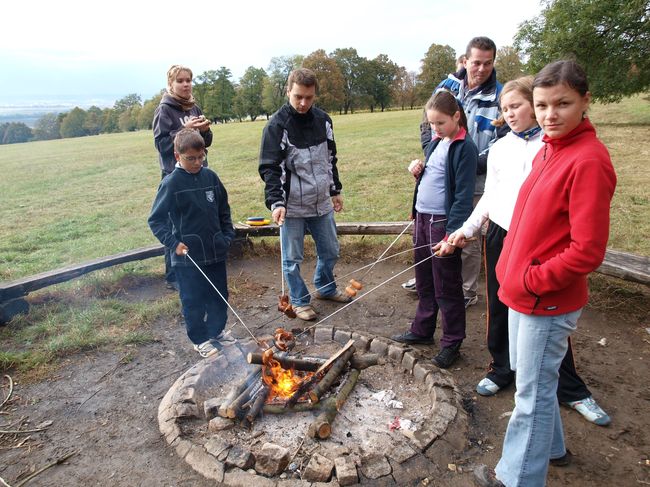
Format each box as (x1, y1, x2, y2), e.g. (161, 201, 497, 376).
(158, 326, 464, 485)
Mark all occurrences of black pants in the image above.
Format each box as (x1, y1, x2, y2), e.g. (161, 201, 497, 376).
(484, 220, 591, 402)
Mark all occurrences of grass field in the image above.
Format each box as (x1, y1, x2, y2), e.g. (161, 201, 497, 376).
(1, 95, 648, 372)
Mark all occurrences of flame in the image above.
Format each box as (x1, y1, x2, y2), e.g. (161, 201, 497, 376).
(261, 350, 312, 400)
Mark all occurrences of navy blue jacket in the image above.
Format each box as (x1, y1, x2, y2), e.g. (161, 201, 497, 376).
(411, 128, 478, 235)
(148, 166, 234, 266)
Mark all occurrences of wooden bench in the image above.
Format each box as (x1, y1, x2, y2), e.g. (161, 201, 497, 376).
(1, 222, 648, 323)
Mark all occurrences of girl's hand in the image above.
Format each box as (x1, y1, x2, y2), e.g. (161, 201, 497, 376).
(432, 240, 456, 256)
(408, 159, 423, 178)
(448, 231, 468, 248)
(185, 116, 211, 131)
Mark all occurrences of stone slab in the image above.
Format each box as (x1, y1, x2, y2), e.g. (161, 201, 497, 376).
(369, 338, 389, 356)
(333, 329, 353, 345)
(255, 442, 291, 477)
(186, 444, 225, 482)
(360, 455, 392, 479)
(400, 351, 418, 373)
(314, 326, 334, 344)
(303, 453, 334, 482)
(334, 456, 358, 486)
(224, 467, 277, 487)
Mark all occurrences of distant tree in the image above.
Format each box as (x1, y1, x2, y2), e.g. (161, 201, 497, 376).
(232, 85, 247, 122)
(360, 54, 399, 112)
(0, 122, 32, 144)
(118, 106, 140, 132)
(194, 70, 219, 110)
(203, 67, 236, 122)
(113, 93, 142, 112)
(83, 106, 104, 135)
(32, 113, 61, 140)
(392, 67, 420, 110)
(302, 49, 345, 112)
(515, 0, 650, 102)
(102, 108, 119, 134)
(495, 46, 526, 84)
(138, 94, 161, 130)
(331, 48, 365, 114)
(238, 66, 267, 121)
(417, 43, 456, 102)
(60, 107, 87, 138)
(262, 55, 301, 115)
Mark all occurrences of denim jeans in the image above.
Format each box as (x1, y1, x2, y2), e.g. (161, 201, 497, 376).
(281, 212, 340, 307)
(175, 261, 228, 345)
(409, 212, 466, 348)
(495, 308, 582, 487)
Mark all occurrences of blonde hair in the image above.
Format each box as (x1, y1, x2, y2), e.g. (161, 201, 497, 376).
(167, 65, 193, 89)
(492, 75, 535, 127)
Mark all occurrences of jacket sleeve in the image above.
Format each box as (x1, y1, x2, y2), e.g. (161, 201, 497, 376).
(525, 158, 616, 295)
(153, 105, 181, 174)
(258, 121, 287, 210)
(148, 180, 181, 252)
(217, 178, 235, 245)
(447, 141, 478, 234)
(197, 107, 213, 149)
(326, 117, 342, 195)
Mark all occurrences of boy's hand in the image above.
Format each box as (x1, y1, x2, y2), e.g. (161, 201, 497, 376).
(408, 159, 423, 178)
(447, 231, 468, 248)
(272, 207, 286, 226)
(432, 240, 455, 257)
(176, 242, 189, 256)
(332, 195, 343, 212)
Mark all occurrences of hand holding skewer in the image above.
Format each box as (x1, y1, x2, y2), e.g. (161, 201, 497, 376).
(432, 233, 477, 257)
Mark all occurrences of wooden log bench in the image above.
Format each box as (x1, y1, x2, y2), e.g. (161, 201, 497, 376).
(1, 222, 648, 324)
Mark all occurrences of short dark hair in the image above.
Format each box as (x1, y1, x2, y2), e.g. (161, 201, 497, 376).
(533, 60, 589, 96)
(465, 36, 497, 60)
(287, 68, 319, 92)
(174, 128, 205, 154)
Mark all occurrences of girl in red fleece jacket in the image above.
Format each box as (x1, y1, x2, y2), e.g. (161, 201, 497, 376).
(474, 61, 617, 487)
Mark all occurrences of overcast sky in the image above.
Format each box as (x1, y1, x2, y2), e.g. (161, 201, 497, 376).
(1, 0, 544, 104)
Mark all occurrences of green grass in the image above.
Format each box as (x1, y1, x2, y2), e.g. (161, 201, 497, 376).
(0, 97, 648, 373)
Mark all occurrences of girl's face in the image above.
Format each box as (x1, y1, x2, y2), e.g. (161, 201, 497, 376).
(533, 83, 591, 139)
(426, 108, 460, 140)
(171, 70, 193, 98)
(501, 90, 537, 133)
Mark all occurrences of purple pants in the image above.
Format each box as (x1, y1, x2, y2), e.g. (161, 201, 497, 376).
(410, 212, 466, 348)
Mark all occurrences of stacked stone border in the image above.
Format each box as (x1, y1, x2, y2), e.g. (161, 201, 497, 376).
(158, 327, 464, 486)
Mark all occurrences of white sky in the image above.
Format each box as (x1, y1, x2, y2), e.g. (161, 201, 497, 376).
(1, 0, 544, 102)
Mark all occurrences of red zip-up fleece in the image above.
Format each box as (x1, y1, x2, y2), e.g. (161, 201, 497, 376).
(496, 119, 617, 315)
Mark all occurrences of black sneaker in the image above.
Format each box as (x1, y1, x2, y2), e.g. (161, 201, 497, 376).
(432, 343, 461, 368)
(391, 330, 434, 345)
(549, 449, 573, 467)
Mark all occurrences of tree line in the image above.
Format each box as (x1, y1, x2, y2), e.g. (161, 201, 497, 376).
(2, 0, 648, 145)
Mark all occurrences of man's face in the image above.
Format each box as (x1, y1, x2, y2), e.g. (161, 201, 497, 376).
(464, 48, 495, 89)
(287, 83, 316, 114)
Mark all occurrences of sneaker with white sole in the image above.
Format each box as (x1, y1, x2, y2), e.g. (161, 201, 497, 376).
(564, 395, 611, 426)
(476, 377, 501, 396)
(294, 305, 317, 321)
(193, 340, 219, 358)
(401, 278, 417, 293)
(314, 290, 352, 303)
(464, 295, 478, 308)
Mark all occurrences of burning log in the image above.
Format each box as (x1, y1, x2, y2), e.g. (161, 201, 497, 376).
(247, 352, 322, 372)
(309, 346, 356, 404)
(226, 377, 262, 419)
(245, 385, 269, 424)
(308, 368, 360, 439)
(218, 368, 261, 418)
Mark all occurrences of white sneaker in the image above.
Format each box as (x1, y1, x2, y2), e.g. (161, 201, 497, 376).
(193, 340, 219, 358)
(401, 278, 417, 293)
(564, 396, 611, 426)
(476, 377, 501, 396)
(464, 295, 479, 308)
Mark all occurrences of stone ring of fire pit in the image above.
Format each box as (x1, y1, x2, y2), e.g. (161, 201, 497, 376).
(158, 326, 466, 486)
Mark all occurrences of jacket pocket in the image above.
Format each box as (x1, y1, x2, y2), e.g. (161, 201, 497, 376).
(523, 259, 541, 309)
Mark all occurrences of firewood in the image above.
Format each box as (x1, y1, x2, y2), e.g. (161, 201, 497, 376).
(308, 369, 360, 440)
(308, 346, 355, 403)
(218, 368, 261, 418)
(225, 372, 262, 419)
(247, 352, 323, 372)
(350, 353, 385, 370)
(245, 385, 269, 424)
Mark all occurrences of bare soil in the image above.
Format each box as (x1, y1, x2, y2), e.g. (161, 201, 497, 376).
(1, 250, 649, 486)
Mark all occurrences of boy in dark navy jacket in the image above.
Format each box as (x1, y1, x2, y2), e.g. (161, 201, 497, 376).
(148, 128, 235, 358)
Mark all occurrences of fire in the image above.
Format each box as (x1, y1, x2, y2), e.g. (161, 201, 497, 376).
(261, 349, 312, 400)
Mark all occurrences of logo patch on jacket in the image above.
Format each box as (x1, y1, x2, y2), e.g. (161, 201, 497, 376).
(205, 190, 215, 203)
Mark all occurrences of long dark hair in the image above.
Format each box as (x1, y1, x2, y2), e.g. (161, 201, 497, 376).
(425, 90, 468, 130)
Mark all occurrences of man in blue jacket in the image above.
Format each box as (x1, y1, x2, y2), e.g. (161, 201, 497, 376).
(259, 68, 350, 322)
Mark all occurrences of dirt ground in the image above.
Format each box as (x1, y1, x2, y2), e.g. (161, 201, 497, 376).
(1, 248, 649, 486)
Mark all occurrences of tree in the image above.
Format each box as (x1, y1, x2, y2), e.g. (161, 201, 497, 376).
(113, 93, 142, 112)
(360, 54, 399, 112)
(331, 48, 365, 114)
(102, 108, 119, 134)
(495, 46, 526, 84)
(417, 43, 456, 102)
(262, 55, 301, 115)
(515, 0, 650, 102)
(238, 66, 267, 121)
(83, 106, 104, 135)
(32, 113, 61, 140)
(392, 67, 420, 110)
(60, 107, 87, 138)
(138, 94, 161, 130)
(302, 49, 345, 112)
(0, 122, 32, 144)
(202, 67, 236, 122)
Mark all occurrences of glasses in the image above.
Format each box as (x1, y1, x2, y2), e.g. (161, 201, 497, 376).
(180, 153, 205, 163)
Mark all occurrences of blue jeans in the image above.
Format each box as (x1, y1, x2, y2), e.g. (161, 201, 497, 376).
(175, 261, 229, 345)
(281, 212, 340, 307)
(495, 308, 582, 487)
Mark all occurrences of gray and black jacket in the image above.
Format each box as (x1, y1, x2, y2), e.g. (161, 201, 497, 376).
(258, 103, 341, 218)
(153, 94, 213, 175)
